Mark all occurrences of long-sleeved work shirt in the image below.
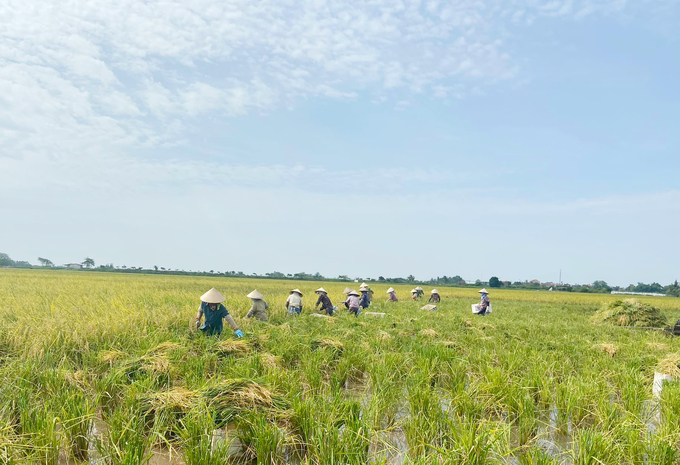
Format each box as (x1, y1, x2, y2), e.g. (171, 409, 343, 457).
(246, 299, 269, 322)
(196, 302, 238, 336)
(388, 292, 398, 302)
(286, 293, 303, 309)
(346, 295, 360, 310)
(359, 292, 370, 309)
(315, 293, 334, 314)
(479, 294, 490, 310)
(429, 294, 441, 303)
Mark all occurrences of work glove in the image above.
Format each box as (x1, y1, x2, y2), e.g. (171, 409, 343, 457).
(234, 329, 244, 338)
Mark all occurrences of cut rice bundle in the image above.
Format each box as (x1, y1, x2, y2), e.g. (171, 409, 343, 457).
(591, 299, 667, 328)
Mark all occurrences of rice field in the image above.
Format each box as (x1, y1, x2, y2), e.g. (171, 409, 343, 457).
(2, 268, 680, 464)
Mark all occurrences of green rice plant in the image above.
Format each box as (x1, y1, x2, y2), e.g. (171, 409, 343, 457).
(19, 404, 60, 465)
(516, 448, 560, 465)
(97, 405, 152, 465)
(237, 413, 292, 464)
(572, 428, 620, 465)
(438, 416, 505, 464)
(59, 390, 94, 462)
(178, 408, 230, 465)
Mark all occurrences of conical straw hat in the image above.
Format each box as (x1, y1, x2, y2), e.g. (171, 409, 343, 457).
(315, 287, 327, 294)
(247, 289, 264, 300)
(359, 284, 369, 290)
(431, 289, 439, 294)
(415, 286, 423, 291)
(343, 287, 353, 294)
(291, 289, 303, 296)
(411, 289, 418, 293)
(478, 288, 489, 294)
(348, 290, 359, 296)
(386, 287, 395, 293)
(361, 282, 368, 287)
(200, 288, 225, 304)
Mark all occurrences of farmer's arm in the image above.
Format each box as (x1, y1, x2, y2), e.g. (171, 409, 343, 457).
(224, 314, 239, 331)
(195, 305, 204, 323)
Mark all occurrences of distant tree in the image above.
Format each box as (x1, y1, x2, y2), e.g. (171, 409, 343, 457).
(154, 265, 158, 271)
(38, 257, 54, 267)
(407, 275, 415, 283)
(475, 279, 482, 286)
(592, 280, 611, 292)
(0, 253, 14, 267)
(489, 276, 501, 288)
(82, 257, 95, 268)
(338, 275, 351, 282)
(666, 280, 680, 297)
(378, 276, 385, 282)
(266, 272, 286, 278)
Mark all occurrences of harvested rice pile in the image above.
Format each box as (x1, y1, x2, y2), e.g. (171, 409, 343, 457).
(657, 354, 680, 377)
(311, 338, 344, 355)
(590, 299, 667, 328)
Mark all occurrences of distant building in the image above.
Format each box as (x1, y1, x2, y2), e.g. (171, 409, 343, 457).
(64, 263, 83, 269)
(530, 279, 541, 284)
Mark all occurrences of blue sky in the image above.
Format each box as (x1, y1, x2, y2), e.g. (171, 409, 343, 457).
(1, 0, 678, 286)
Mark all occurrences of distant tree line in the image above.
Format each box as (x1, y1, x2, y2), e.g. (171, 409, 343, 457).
(1, 252, 679, 296)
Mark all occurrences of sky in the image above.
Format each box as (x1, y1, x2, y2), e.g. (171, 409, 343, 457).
(1, 0, 679, 287)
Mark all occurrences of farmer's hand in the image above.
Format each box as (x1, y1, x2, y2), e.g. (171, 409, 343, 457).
(195, 320, 200, 329)
(234, 329, 244, 338)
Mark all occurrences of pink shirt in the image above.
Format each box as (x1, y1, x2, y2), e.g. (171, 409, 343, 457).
(346, 295, 360, 309)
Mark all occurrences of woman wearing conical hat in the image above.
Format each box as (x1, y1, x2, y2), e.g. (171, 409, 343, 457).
(415, 286, 425, 298)
(285, 289, 304, 316)
(245, 289, 269, 322)
(429, 289, 441, 303)
(195, 288, 243, 337)
(359, 288, 371, 310)
(473, 289, 491, 316)
(345, 290, 361, 317)
(314, 288, 336, 316)
(411, 289, 419, 301)
(386, 287, 398, 302)
(359, 283, 374, 302)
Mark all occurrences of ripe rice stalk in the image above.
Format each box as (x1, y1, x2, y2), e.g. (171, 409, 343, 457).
(419, 329, 439, 338)
(377, 331, 392, 342)
(657, 354, 680, 378)
(311, 338, 344, 355)
(140, 387, 197, 412)
(259, 353, 282, 370)
(213, 339, 251, 356)
(146, 341, 180, 355)
(592, 343, 618, 357)
(99, 349, 126, 364)
(647, 343, 668, 351)
(201, 379, 289, 424)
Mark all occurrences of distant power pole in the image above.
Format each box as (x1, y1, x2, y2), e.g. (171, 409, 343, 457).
(559, 269, 562, 285)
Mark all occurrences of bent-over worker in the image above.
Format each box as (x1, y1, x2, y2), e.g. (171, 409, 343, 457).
(196, 288, 243, 338)
(429, 289, 441, 303)
(285, 289, 304, 315)
(314, 288, 335, 316)
(359, 289, 371, 309)
(245, 289, 269, 322)
(346, 290, 361, 317)
(387, 287, 398, 302)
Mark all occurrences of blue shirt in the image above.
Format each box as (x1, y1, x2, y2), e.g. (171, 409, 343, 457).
(199, 302, 229, 335)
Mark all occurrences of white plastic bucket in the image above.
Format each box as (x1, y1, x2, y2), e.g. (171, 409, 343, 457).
(653, 371, 675, 398)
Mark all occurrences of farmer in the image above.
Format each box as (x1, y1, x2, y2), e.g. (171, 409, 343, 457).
(474, 288, 491, 316)
(314, 287, 336, 316)
(387, 287, 398, 302)
(411, 289, 419, 300)
(359, 288, 371, 310)
(345, 290, 361, 317)
(429, 289, 441, 303)
(245, 289, 269, 322)
(359, 283, 374, 302)
(285, 289, 304, 315)
(195, 288, 244, 338)
(415, 286, 425, 298)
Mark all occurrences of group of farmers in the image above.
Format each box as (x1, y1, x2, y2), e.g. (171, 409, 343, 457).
(195, 284, 491, 338)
